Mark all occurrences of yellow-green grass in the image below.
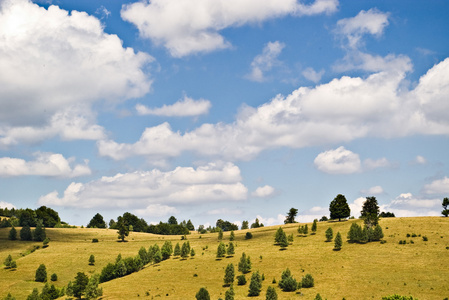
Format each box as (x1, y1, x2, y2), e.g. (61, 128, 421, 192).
(1, 217, 449, 299)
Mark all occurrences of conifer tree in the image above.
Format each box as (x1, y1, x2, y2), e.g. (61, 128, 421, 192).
(20, 225, 33, 241)
(442, 197, 449, 217)
(238, 252, 251, 274)
(4, 254, 13, 269)
(230, 230, 235, 241)
(227, 242, 235, 256)
(89, 255, 95, 266)
(33, 220, 46, 242)
(311, 219, 318, 234)
(248, 271, 262, 296)
(216, 242, 226, 259)
(224, 263, 235, 286)
(26, 288, 39, 300)
(84, 274, 103, 300)
(181, 242, 190, 259)
(266, 286, 277, 300)
(35, 264, 47, 282)
(8, 227, 17, 240)
(334, 232, 342, 251)
(225, 285, 235, 300)
(174, 243, 181, 256)
(218, 228, 223, 240)
(195, 287, 210, 300)
(325, 227, 333, 242)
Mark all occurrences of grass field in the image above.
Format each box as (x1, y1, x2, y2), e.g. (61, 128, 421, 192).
(1, 217, 449, 299)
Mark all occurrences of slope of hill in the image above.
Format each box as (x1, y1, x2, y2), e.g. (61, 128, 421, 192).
(1, 217, 448, 299)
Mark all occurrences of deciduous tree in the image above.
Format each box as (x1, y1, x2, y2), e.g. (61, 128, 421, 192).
(329, 194, 350, 221)
(87, 213, 106, 228)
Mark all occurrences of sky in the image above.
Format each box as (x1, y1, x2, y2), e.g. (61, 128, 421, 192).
(0, 0, 448, 228)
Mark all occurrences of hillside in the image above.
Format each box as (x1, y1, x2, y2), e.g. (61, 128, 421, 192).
(1, 217, 449, 299)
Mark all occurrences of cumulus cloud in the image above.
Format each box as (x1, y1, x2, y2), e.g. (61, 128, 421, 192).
(253, 214, 285, 226)
(246, 41, 285, 82)
(302, 67, 325, 83)
(0, 152, 91, 178)
(381, 193, 441, 217)
(314, 147, 361, 174)
(349, 197, 366, 218)
(98, 57, 449, 162)
(299, 206, 328, 222)
(121, 0, 338, 57)
(360, 185, 384, 195)
(0, 201, 16, 209)
(0, 0, 152, 146)
(423, 177, 449, 195)
(39, 162, 248, 209)
(136, 96, 211, 117)
(251, 185, 275, 198)
(335, 8, 389, 49)
(134, 204, 179, 218)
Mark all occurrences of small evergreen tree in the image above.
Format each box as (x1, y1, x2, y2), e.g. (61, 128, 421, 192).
(278, 268, 298, 292)
(174, 243, 181, 256)
(227, 242, 235, 256)
(35, 264, 47, 282)
(279, 231, 289, 249)
(190, 248, 196, 257)
(43, 237, 50, 248)
(334, 232, 342, 251)
(275, 227, 285, 244)
(116, 216, 129, 242)
(325, 227, 333, 242)
(10, 260, 17, 269)
(51, 273, 58, 281)
(20, 225, 33, 241)
(84, 274, 103, 300)
(361, 196, 380, 227)
(311, 219, 318, 234)
(442, 197, 449, 217)
(238, 252, 251, 274)
(72, 272, 89, 299)
(153, 250, 162, 263)
(248, 271, 262, 296)
(4, 293, 15, 300)
(8, 227, 17, 240)
(89, 254, 95, 265)
(230, 230, 235, 241)
(218, 228, 224, 240)
(181, 242, 190, 259)
(314, 294, 323, 300)
(225, 285, 235, 300)
(224, 263, 235, 286)
(372, 224, 384, 241)
(284, 208, 298, 224)
(33, 220, 46, 242)
(161, 241, 173, 260)
(26, 288, 39, 300)
(217, 242, 226, 259)
(66, 281, 74, 297)
(237, 274, 247, 285)
(301, 274, 314, 288)
(266, 286, 278, 300)
(195, 287, 210, 300)
(4, 254, 13, 269)
(287, 234, 294, 244)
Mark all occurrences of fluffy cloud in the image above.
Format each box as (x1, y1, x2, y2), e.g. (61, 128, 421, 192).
(134, 204, 179, 218)
(253, 214, 286, 226)
(121, 0, 338, 57)
(0, 0, 152, 146)
(251, 185, 275, 198)
(314, 146, 361, 174)
(302, 67, 325, 83)
(381, 193, 441, 217)
(0, 201, 16, 209)
(360, 185, 384, 195)
(246, 41, 285, 82)
(39, 162, 248, 209)
(98, 57, 449, 162)
(335, 8, 389, 49)
(136, 96, 211, 117)
(0, 152, 90, 178)
(423, 177, 449, 195)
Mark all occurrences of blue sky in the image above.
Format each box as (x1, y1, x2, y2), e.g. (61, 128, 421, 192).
(0, 0, 448, 227)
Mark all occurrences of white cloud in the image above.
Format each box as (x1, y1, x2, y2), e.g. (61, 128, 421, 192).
(251, 185, 275, 198)
(299, 206, 328, 222)
(314, 146, 361, 174)
(363, 157, 393, 170)
(360, 185, 384, 195)
(39, 162, 248, 209)
(381, 193, 441, 217)
(136, 96, 211, 117)
(423, 177, 449, 195)
(349, 197, 366, 218)
(335, 8, 389, 49)
(413, 155, 427, 165)
(98, 57, 449, 162)
(0, 152, 90, 178)
(246, 41, 285, 82)
(134, 204, 179, 218)
(95, 5, 111, 19)
(302, 67, 325, 83)
(121, 0, 337, 57)
(0, 0, 152, 146)
(0, 201, 16, 209)
(253, 214, 285, 226)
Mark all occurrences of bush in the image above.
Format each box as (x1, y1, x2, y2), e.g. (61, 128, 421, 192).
(196, 287, 210, 300)
(92, 238, 99, 243)
(381, 295, 416, 300)
(301, 274, 314, 288)
(278, 268, 298, 292)
(245, 232, 253, 239)
(422, 236, 428, 241)
(237, 275, 247, 285)
(89, 254, 95, 266)
(43, 238, 50, 248)
(35, 264, 47, 282)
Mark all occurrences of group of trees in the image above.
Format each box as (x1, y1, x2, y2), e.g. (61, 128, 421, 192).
(0, 206, 61, 228)
(8, 220, 47, 242)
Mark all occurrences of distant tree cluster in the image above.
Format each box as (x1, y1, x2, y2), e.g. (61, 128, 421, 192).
(379, 212, 396, 218)
(0, 206, 61, 228)
(347, 223, 384, 243)
(216, 219, 239, 232)
(250, 218, 264, 228)
(99, 252, 145, 283)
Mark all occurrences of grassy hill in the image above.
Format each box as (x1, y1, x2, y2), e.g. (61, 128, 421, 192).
(1, 217, 449, 299)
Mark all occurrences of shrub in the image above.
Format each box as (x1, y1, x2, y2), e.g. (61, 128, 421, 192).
(237, 275, 247, 285)
(248, 271, 262, 296)
(301, 274, 314, 288)
(51, 273, 58, 281)
(422, 236, 428, 241)
(89, 254, 95, 266)
(35, 264, 47, 282)
(92, 238, 99, 243)
(278, 268, 298, 292)
(43, 238, 50, 248)
(195, 287, 210, 300)
(4, 254, 13, 269)
(266, 286, 278, 300)
(381, 295, 416, 300)
(245, 232, 253, 239)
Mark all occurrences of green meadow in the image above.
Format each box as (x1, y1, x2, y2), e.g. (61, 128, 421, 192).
(1, 217, 449, 299)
